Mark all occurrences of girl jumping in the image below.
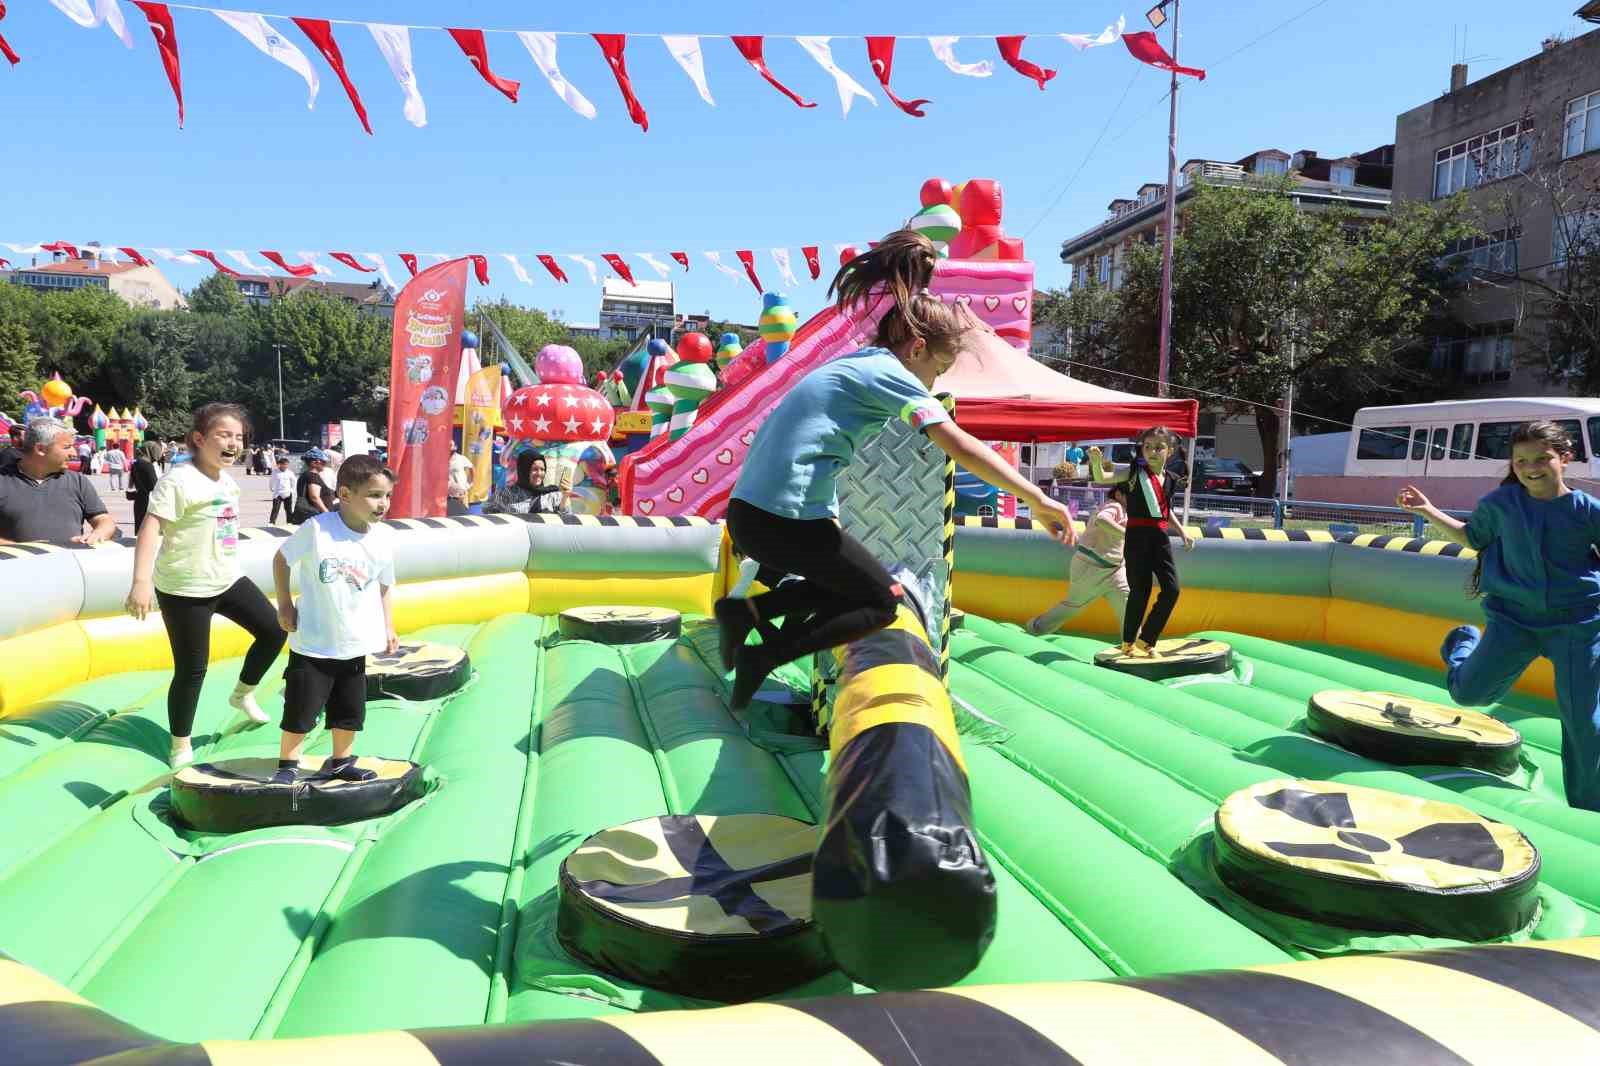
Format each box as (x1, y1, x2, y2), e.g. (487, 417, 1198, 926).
(1398, 419, 1600, 812)
(1087, 426, 1194, 657)
(1028, 483, 1130, 636)
(715, 229, 1074, 708)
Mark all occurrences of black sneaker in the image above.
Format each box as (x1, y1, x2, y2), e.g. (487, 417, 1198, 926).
(321, 756, 377, 782)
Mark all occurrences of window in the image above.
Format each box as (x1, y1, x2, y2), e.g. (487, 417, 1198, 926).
(1475, 421, 1519, 460)
(1430, 427, 1448, 461)
(1256, 156, 1287, 177)
(1097, 254, 1111, 284)
(1411, 429, 1429, 461)
(1433, 120, 1534, 198)
(1329, 163, 1355, 185)
(1589, 417, 1600, 462)
(1450, 423, 1474, 460)
(1552, 211, 1600, 266)
(1565, 90, 1600, 159)
(1441, 227, 1520, 275)
(1357, 426, 1411, 461)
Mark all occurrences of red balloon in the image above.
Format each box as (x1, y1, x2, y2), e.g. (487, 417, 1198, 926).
(675, 331, 713, 364)
(920, 177, 952, 209)
(838, 245, 860, 266)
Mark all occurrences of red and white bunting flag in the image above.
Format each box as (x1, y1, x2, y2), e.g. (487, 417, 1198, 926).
(568, 254, 599, 285)
(295, 251, 334, 276)
(637, 253, 671, 279)
(927, 36, 992, 77)
(0, 1, 18, 67)
(1062, 16, 1125, 52)
(517, 31, 595, 119)
(502, 253, 534, 285)
(119, 247, 152, 266)
(0, 257, 8, 269)
(661, 35, 714, 107)
(41, 240, 80, 257)
(448, 28, 519, 103)
(704, 251, 745, 286)
(2, 242, 43, 254)
(131, 3, 183, 127)
(260, 251, 315, 277)
(670, 251, 689, 271)
(865, 37, 929, 117)
(367, 23, 426, 127)
(731, 36, 815, 109)
(770, 247, 800, 289)
(47, 0, 133, 47)
(996, 36, 1056, 90)
(360, 252, 397, 289)
(190, 250, 240, 276)
(602, 254, 636, 285)
(223, 250, 267, 273)
(801, 245, 821, 279)
(796, 37, 875, 117)
(399, 253, 419, 276)
(213, 10, 317, 108)
(735, 250, 764, 295)
(593, 34, 648, 132)
(536, 254, 569, 283)
(292, 18, 370, 134)
(1122, 32, 1206, 80)
(152, 247, 200, 265)
(330, 251, 375, 272)
(468, 254, 490, 284)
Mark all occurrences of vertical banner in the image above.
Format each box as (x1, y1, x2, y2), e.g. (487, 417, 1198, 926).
(387, 258, 469, 518)
(464, 363, 502, 504)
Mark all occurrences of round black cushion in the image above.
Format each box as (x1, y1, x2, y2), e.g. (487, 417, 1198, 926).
(558, 606, 682, 645)
(556, 813, 832, 1001)
(366, 642, 470, 701)
(1213, 778, 1540, 940)
(170, 756, 426, 833)
(1094, 638, 1233, 681)
(1306, 690, 1523, 775)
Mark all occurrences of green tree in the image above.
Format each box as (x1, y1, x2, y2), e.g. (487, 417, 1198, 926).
(188, 270, 248, 316)
(0, 320, 39, 419)
(105, 312, 193, 439)
(256, 291, 390, 436)
(1031, 283, 1126, 381)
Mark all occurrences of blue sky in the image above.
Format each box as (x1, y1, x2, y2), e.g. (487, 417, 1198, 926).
(4, 0, 1596, 324)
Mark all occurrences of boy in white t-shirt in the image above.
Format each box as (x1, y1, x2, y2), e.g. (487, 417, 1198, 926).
(270, 454, 399, 785)
(1028, 484, 1131, 636)
(268, 455, 296, 525)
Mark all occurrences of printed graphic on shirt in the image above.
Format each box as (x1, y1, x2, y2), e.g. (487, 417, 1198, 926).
(318, 554, 375, 592)
(216, 501, 238, 550)
(899, 398, 945, 432)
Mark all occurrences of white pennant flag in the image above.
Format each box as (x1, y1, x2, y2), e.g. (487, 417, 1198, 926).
(567, 255, 599, 286)
(47, 0, 134, 48)
(927, 36, 993, 77)
(517, 32, 598, 120)
(225, 250, 268, 274)
(1062, 15, 1126, 51)
(770, 248, 801, 289)
(704, 251, 745, 286)
(795, 37, 876, 117)
(152, 248, 202, 265)
(2, 242, 44, 254)
(502, 254, 534, 286)
(296, 251, 335, 277)
(213, 11, 319, 108)
(425, 253, 450, 265)
(637, 253, 672, 279)
(661, 35, 715, 107)
(367, 23, 426, 128)
(361, 252, 398, 291)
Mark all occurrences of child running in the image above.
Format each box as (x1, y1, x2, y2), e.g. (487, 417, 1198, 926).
(714, 229, 1074, 708)
(271, 454, 398, 785)
(126, 403, 285, 768)
(1028, 483, 1130, 636)
(1398, 420, 1600, 812)
(1087, 426, 1194, 657)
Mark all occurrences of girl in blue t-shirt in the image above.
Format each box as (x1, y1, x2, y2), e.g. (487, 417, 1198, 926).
(1399, 420, 1600, 811)
(715, 229, 1075, 708)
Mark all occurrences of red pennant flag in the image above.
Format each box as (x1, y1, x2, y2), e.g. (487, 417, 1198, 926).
(190, 250, 240, 277)
(399, 253, 419, 277)
(0, 258, 9, 269)
(293, 18, 372, 134)
(593, 34, 649, 132)
(734, 250, 764, 296)
(41, 240, 80, 258)
(602, 254, 636, 286)
(131, 3, 183, 127)
(447, 28, 520, 103)
(330, 252, 375, 273)
(0, 2, 21, 66)
(864, 37, 929, 117)
(1122, 32, 1206, 80)
(996, 36, 1056, 90)
(260, 251, 316, 278)
(536, 254, 569, 283)
(670, 251, 689, 271)
(801, 245, 821, 280)
(468, 254, 490, 285)
(119, 247, 153, 267)
(732, 36, 816, 109)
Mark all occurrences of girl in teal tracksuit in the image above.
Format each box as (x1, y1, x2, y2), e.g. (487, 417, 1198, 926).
(1399, 419, 1600, 811)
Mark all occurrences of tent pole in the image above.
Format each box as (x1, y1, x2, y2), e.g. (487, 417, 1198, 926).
(1180, 434, 1196, 530)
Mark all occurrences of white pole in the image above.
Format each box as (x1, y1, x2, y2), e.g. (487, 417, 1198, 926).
(274, 343, 286, 441)
(1154, 0, 1181, 398)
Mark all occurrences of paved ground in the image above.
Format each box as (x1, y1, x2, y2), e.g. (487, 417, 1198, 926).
(90, 468, 283, 536)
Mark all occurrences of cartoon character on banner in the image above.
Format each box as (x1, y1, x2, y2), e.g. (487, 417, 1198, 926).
(501, 345, 618, 515)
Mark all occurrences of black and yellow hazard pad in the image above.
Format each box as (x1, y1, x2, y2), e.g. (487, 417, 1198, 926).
(366, 642, 471, 701)
(1214, 778, 1540, 941)
(556, 813, 832, 1002)
(558, 606, 683, 645)
(169, 756, 426, 833)
(1307, 689, 1523, 776)
(1093, 638, 1233, 681)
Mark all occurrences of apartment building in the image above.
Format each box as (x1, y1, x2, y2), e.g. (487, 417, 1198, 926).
(9, 249, 184, 310)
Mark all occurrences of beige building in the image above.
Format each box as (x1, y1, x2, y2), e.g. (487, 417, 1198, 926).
(9, 251, 185, 310)
(1392, 13, 1600, 396)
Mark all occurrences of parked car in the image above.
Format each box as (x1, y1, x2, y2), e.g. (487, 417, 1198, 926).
(1193, 458, 1258, 497)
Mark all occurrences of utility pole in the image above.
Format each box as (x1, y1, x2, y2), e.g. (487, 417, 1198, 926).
(273, 343, 286, 440)
(1153, 0, 1181, 398)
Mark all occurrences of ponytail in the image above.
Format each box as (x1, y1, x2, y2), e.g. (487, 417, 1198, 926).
(829, 229, 970, 354)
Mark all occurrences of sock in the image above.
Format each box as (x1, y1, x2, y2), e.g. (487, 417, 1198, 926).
(229, 683, 270, 725)
(321, 755, 377, 782)
(169, 740, 194, 769)
(270, 760, 298, 785)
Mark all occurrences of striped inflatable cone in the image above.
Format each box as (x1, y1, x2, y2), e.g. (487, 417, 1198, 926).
(668, 396, 701, 440)
(644, 386, 677, 439)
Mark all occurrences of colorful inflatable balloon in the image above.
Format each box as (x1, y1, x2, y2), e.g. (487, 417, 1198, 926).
(920, 177, 953, 208)
(460, 330, 480, 351)
(647, 338, 670, 359)
(715, 332, 743, 371)
(534, 344, 585, 386)
(675, 332, 713, 365)
(662, 361, 717, 441)
(759, 293, 798, 364)
(838, 246, 860, 267)
(89, 405, 109, 447)
(908, 203, 962, 255)
(41, 374, 72, 409)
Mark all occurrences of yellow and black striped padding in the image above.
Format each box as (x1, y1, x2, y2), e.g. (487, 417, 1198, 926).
(557, 605, 682, 644)
(366, 642, 470, 701)
(1094, 638, 1233, 681)
(170, 757, 426, 834)
(1307, 690, 1523, 775)
(556, 814, 832, 1001)
(10, 940, 1600, 1063)
(1214, 778, 1540, 941)
(955, 515, 1477, 557)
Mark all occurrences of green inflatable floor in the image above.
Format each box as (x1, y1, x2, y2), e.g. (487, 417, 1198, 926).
(2, 612, 1598, 1042)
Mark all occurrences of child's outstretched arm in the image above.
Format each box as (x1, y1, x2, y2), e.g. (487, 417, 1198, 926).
(1396, 485, 1472, 547)
(926, 422, 1076, 544)
(1085, 446, 1123, 485)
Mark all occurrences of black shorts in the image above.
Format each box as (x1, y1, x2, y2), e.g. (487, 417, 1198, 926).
(282, 651, 367, 734)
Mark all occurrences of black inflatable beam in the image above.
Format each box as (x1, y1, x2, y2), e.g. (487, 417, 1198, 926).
(170, 757, 426, 833)
(1094, 638, 1233, 682)
(558, 607, 682, 645)
(1306, 691, 1523, 776)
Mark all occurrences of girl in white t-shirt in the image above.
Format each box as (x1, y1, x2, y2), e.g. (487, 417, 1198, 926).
(126, 404, 286, 768)
(1028, 484, 1131, 636)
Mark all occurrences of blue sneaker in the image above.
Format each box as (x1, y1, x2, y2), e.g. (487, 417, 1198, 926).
(1440, 624, 1480, 666)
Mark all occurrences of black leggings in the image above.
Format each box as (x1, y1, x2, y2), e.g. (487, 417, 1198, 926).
(726, 499, 900, 668)
(1123, 526, 1181, 645)
(156, 577, 286, 738)
(269, 495, 293, 524)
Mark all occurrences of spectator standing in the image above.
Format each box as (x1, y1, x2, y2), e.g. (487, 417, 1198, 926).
(89, 447, 105, 476)
(104, 444, 127, 491)
(484, 451, 568, 516)
(292, 449, 333, 522)
(0, 418, 117, 546)
(447, 442, 472, 517)
(269, 455, 296, 524)
(130, 441, 162, 531)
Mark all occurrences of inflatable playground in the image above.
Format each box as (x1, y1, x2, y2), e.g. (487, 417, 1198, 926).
(6, 183, 1600, 1065)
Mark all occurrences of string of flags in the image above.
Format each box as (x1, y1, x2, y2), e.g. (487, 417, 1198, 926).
(2, 3, 1206, 130)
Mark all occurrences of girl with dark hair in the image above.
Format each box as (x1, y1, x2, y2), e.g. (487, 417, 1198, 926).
(1399, 419, 1600, 812)
(714, 229, 1074, 708)
(1087, 425, 1195, 656)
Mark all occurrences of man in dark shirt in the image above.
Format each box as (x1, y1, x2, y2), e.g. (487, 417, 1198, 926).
(0, 417, 117, 546)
